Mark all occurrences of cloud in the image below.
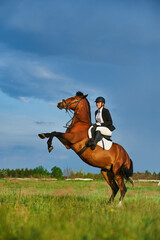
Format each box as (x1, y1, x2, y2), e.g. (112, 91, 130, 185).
(0, 45, 101, 102)
(18, 96, 29, 103)
(0, 0, 159, 63)
(34, 121, 54, 125)
(0, 47, 76, 101)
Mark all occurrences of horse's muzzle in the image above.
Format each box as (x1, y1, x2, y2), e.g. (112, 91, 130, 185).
(57, 101, 64, 110)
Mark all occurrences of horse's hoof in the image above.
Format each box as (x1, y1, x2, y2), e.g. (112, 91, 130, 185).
(38, 133, 46, 139)
(128, 177, 134, 187)
(117, 201, 122, 207)
(107, 199, 112, 205)
(48, 146, 54, 152)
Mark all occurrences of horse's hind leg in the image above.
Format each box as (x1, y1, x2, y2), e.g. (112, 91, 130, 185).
(114, 173, 127, 206)
(101, 169, 119, 204)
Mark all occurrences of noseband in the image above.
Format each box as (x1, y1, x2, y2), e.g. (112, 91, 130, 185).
(62, 97, 83, 110)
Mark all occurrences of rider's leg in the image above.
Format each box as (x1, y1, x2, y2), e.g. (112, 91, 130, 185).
(96, 126, 112, 136)
(90, 126, 112, 150)
(90, 130, 102, 150)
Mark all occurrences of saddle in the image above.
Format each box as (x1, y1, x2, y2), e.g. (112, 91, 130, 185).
(88, 126, 112, 150)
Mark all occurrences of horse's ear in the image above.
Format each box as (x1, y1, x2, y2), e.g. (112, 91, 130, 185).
(82, 94, 88, 98)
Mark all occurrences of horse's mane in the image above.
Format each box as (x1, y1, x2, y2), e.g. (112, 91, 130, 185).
(76, 91, 91, 122)
(76, 91, 84, 96)
(86, 98, 91, 122)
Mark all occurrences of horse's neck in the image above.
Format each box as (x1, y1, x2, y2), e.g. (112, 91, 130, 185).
(73, 101, 91, 124)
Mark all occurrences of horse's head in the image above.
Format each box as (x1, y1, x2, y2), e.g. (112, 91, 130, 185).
(57, 92, 88, 111)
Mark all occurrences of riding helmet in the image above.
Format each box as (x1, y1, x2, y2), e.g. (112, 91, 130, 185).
(95, 96, 105, 104)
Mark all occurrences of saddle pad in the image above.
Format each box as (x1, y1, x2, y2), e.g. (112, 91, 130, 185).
(88, 126, 112, 150)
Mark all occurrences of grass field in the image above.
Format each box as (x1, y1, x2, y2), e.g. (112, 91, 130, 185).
(0, 179, 160, 240)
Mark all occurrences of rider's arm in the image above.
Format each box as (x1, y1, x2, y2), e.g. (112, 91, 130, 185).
(101, 108, 113, 127)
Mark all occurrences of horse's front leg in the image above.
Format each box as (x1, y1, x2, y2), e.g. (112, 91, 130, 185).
(38, 132, 54, 152)
(38, 132, 71, 152)
(50, 131, 73, 151)
(47, 135, 54, 152)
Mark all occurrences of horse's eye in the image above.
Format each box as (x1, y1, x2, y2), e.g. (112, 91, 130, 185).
(71, 97, 75, 100)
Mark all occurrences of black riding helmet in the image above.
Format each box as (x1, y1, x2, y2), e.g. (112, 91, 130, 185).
(95, 96, 105, 104)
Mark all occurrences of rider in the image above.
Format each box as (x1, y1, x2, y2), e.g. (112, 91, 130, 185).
(90, 96, 115, 150)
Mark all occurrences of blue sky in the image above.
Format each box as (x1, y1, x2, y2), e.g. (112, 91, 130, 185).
(0, 0, 159, 173)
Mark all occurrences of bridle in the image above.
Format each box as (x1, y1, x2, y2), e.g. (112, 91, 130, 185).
(62, 97, 92, 130)
(62, 97, 82, 111)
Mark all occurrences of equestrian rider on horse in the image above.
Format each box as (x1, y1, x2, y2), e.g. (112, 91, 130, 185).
(90, 96, 115, 150)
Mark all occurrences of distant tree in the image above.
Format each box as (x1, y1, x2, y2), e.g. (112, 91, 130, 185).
(0, 169, 8, 178)
(28, 169, 33, 177)
(145, 170, 151, 175)
(6, 168, 10, 177)
(15, 169, 21, 177)
(20, 168, 25, 178)
(74, 169, 85, 178)
(51, 166, 63, 179)
(24, 168, 29, 177)
(10, 169, 15, 177)
(33, 166, 50, 177)
(63, 167, 72, 179)
(153, 172, 157, 178)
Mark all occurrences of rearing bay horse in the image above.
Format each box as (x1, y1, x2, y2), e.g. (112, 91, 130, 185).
(38, 92, 133, 205)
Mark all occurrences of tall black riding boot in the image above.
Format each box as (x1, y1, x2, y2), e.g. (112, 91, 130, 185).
(90, 130, 102, 150)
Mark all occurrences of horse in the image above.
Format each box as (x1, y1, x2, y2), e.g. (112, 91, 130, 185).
(38, 92, 133, 206)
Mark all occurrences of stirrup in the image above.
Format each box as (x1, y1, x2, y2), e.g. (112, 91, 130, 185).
(86, 139, 96, 150)
(89, 139, 97, 150)
(87, 139, 94, 146)
(90, 144, 96, 150)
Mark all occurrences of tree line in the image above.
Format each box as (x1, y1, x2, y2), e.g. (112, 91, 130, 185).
(0, 166, 160, 180)
(0, 166, 63, 179)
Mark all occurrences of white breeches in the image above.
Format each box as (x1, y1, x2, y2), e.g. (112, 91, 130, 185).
(96, 126, 112, 136)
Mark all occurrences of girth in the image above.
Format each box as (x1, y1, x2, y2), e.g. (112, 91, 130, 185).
(77, 145, 89, 156)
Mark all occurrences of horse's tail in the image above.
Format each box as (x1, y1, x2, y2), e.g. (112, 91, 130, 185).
(121, 159, 133, 185)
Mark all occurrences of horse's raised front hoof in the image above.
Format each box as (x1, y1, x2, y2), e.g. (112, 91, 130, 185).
(38, 133, 46, 139)
(48, 146, 54, 153)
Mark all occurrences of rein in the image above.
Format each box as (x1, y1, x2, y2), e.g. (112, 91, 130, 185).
(63, 97, 92, 130)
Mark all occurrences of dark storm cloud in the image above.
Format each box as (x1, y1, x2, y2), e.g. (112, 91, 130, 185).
(0, 0, 159, 61)
(0, 0, 159, 103)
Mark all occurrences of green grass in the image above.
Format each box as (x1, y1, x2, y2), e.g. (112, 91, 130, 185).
(0, 179, 159, 240)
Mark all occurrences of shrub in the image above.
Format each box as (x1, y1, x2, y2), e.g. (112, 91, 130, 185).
(51, 166, 63, 179)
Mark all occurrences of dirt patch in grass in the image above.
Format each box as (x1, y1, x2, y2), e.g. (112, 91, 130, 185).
(89, 181, 108, 189)
(20, 189, 38, 196)
(142, 190, 160, 196)
(134, 182, 157, 188)
(53, 185, 74, 196)
(52, 185, 96, 197)
(127, 191, 137, 197)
